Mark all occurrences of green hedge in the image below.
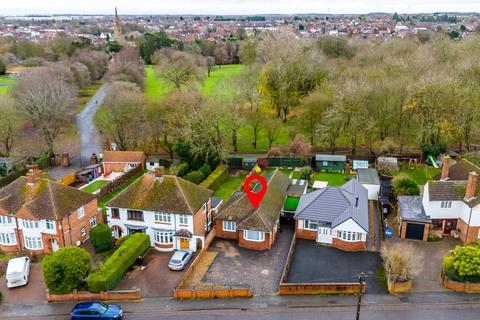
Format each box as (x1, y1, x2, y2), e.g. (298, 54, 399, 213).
(90, 224, 113, 253)
(0, 169, 27, 188)
(87, 233, 150, 292)
(199, 165, 228, 191)
(184, 170, 205, 184)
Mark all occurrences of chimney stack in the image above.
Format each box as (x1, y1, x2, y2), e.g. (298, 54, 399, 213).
(440, 155, 451, 181)
(465, 171, 478, 201)
(90, 153, 99, 165)
(155, 166, 165, 178)
(26, 165, 42, 184)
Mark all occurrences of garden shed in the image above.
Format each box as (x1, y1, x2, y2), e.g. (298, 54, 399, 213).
(315, 154, 347, 172)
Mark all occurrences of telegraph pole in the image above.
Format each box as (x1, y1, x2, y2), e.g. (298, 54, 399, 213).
(356, 272, 366, 320)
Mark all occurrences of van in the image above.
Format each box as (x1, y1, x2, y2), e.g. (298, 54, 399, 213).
(6, 256, 30, 288)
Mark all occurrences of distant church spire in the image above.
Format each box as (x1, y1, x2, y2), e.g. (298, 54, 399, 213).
(113, 7, 123, 43)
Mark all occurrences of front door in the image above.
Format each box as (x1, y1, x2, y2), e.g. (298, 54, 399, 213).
(51, 239, 59, 252)
(444, 219, 457, 235)
(317, 227, 333, 244)
(180, 238, 190, 249)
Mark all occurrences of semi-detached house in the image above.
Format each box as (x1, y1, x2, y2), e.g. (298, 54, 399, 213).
(105, 171, 217, 252)
(0, 166, 100, 254)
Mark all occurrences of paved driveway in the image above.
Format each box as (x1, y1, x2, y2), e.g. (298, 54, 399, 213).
(0, 263, 45, 304)
(287, 239, 386, 294)
(115, 250, 187, 297)
(203, 226, 293, 295)
(386, 237, 459, 292)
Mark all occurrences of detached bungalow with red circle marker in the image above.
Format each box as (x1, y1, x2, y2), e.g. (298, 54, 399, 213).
(215, 169, 290, 251)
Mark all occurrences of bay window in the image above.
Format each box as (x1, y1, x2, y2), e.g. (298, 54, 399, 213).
(154, 231, 174, 244)
(0, 232, 16, 245)
(243, 230, 265, 242)
(24, 236, 42, 250)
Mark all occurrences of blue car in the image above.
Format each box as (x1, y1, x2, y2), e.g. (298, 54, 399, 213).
(71, 302, 123, 320)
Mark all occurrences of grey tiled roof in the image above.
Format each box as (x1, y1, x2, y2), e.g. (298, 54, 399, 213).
(315, 154, 347, 162)
(294, 179, 369, 232)
(398, 196, 431, 223)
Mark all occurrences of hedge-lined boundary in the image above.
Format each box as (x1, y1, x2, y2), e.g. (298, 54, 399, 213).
(199, 165, 228, 191)
(87, 233, 150, 292)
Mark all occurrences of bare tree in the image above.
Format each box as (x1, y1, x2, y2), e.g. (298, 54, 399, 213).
(12, 72, 76, 156)
(153, 48, 204, 90)
(264, 118, 282, 149)
(98, 81, 146, 151)
(0, 96, 18, 156)
(107, 47, 145, 88)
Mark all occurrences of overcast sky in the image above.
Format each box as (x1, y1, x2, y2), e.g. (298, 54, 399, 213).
(2, 0, 479, 15)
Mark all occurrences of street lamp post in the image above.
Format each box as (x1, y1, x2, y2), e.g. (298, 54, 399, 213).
(356, 272, 366, 320)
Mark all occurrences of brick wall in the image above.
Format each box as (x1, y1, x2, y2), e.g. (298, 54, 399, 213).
(332, 238, 366, 251)
(457, 218, 480, 244)
(238, 230, 272, 251)
(214, 220, 238, 240)
(193, 206, 207, 237)
(61, 198, 101, 247)
(103, 163, 127, 173)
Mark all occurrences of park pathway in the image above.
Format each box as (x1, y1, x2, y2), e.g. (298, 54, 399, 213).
(76, 83, 108, 165)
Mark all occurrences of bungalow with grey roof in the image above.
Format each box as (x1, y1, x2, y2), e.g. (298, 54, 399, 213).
(294, 179, 369, 251)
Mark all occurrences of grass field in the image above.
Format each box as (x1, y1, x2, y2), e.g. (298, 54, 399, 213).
(199, 64, 244, 96)
(81, 179, 108, 193)
(393, 166, 441, 185)
(0, 75, 16, 95)
(144, 66, 174, 101)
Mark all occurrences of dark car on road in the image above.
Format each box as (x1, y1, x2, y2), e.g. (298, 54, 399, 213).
(71, 302, 123, 320)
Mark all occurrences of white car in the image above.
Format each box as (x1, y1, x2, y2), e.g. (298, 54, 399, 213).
(168, 250, 193, 271)
(6, 256, 30, 288)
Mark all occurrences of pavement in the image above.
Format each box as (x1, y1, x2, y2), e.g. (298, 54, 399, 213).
(0, 263, 45, 305)
(204, 226, 293, 295)
(115, 250, 186, 297)
(2, 291, 480, 319)
(76, 82, 108, 163)
(286, 239, 386, 294)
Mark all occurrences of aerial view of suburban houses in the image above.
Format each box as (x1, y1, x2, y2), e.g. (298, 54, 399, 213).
(2, 2, 480, 319)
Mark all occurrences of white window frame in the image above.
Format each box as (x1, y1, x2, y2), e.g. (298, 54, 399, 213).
(337, 230, 363, 242)
(223, 220, 236, 232)
(81, 227, 86, 236)
(440, 201, 452, 208)
(89, 216, 97, 228)
(45, 220, 55, 230)
(179, 214, 188, 225)
(243, 230, 265, 242)
(0, 232, 16, 245)
(154, 231, 174, 244)
(22, 219, 39, 229)
(202, 203, 207, 213)
(77, 206, 85, 218)
(0, 215, 13, 225)
(304, 220, 318, 231)
(24, 236, 42, 250)
(155, 212, 172, 223)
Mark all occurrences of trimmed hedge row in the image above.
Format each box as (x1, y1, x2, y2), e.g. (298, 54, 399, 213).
(199, 165, 228, 191)
(87, 233, 150, 292)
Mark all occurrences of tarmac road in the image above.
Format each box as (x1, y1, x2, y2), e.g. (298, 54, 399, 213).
(76, 83, 108, 163)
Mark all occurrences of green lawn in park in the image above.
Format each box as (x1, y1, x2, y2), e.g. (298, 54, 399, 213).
(199, 64, 244, 96)
(0, 75, 16, 95)
(144, 65, 175, 102)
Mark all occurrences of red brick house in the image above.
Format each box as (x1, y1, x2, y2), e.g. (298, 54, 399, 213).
(0, 167, 101, 254)
(215, 169, 290, 250)
(102, 150, 146, 173)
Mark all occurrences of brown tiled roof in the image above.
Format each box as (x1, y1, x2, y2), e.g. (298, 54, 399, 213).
(102, 151, 145, 163)
(216, 169, 290, 233)
(434, 159, 480, 181)
(106, 173, 213, 215)
(0, 177, 96, 220)
(428, 181, 466, 201)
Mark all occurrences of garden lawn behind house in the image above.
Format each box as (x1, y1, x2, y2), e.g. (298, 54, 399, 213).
(97, 172, 144, 208)
(292, 171, 353, 187)
(81, 180, 108, 193)
(393, 166, 441, 185)
(0, 75, 15, 95)
(213, 174, 247, 202)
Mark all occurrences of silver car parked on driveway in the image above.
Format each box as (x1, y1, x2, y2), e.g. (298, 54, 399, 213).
(168, 250, 193, 271)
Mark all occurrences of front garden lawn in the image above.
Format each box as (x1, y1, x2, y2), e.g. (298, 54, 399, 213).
(81, 180, 108, 193)
(213, 174, 246, 202)
(393, 166, 441, 185)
